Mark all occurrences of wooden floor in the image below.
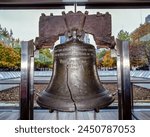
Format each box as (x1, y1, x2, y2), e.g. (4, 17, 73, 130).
(0, 109, 149, 120)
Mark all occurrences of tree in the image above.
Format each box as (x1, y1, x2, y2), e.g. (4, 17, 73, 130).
(34, 49, 53, 70)
(130, 40, 150, 70)
(96, 49, 106, 69)
(117, 30, 130, 41)
(129, 44, 145, 68)
(0, 25, 2, 35)
(10, 29, 13, 37)
(101, 50, 116, 68)
(2, 27, 9, 38)
(0, 43, 20, 70)
(96, 49, 106, 60)
(0, 25, 21, 70)
(141, 41, 150, 70)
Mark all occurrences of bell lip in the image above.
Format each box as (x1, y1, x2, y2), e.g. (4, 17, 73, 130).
(76, 97, 115, 111)
(36, 91, 115, 112)
(37, 98, 115, 112)
(36, 99, 76, 112)
(36, 91, 76, 112)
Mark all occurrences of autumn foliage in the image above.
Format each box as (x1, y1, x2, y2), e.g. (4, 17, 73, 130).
(96, 50, 116, 68)
(101, 50, 116, 68)
(0, 42, 20, 70)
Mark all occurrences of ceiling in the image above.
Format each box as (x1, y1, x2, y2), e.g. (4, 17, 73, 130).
(0, 0, 150, 9)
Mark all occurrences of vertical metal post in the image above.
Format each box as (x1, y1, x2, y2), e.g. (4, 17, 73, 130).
(130, 83, 134, 109)
(29, 40, 34, 120)
(116, 40, 123, 120)
(20, 40, 34, 120)
(116, 39, 132, 120)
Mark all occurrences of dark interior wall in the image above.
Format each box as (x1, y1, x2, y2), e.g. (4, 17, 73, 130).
(0, 0, 150, 9)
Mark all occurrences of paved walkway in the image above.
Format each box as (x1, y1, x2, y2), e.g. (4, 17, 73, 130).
(134, 84, 150, 89)
(0, 109, 149, 120)
(0, 84, 19, 91)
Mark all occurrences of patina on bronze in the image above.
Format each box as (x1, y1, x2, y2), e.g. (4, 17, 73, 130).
(37, 38, 114, 111)
(35, 11, 115, 49)
(36, 11, 115, 112)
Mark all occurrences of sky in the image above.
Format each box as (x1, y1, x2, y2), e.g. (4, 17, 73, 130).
(0, 6, 150, 43)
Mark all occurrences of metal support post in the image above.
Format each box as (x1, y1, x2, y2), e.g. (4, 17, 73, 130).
(130, 83, 134, 110)
(20, 40, 34, 120)
(116, 39, 132, 120)
(116, 40, 123, 120)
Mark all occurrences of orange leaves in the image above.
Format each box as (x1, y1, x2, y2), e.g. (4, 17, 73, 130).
(96, 50, 116, 68)
(0, 43, 20, 69)
(131, 23, 150, 43)
(101, 50, 116, 68)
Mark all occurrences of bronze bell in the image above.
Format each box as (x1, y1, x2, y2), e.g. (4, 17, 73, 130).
(37, 38, 114, 112)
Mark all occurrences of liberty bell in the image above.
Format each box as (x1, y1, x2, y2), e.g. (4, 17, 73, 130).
(36, 11, 115, 112)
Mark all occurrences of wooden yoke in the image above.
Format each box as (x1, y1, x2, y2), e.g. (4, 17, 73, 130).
(35, 11, 115, 49)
